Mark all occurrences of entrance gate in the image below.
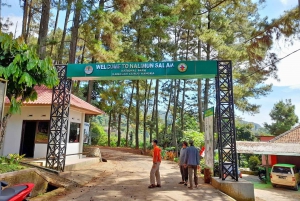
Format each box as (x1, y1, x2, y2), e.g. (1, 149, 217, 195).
(45, 60, 238, 181)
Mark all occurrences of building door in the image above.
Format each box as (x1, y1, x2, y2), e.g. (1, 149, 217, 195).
(20, 121, 37, 157)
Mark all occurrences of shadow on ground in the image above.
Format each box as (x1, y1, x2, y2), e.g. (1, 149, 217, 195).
(49, 149, 233, 201)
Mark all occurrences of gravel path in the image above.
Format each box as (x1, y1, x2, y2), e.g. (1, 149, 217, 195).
(50, 148, 233, 201)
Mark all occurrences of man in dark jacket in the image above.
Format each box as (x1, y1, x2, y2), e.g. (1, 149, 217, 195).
(184, 140, 200, 189)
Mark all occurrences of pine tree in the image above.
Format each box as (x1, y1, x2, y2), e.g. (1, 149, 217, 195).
(264, 99, 299, 136)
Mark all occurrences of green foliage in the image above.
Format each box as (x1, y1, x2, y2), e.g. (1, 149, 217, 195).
(200, 158, 206, 170)
(248, 155, 261, 171)
(161, 149, 167, 159)
(165, 147, 176, 151)
(182, 130, 204, 148)
(7, 153, 25, 165)
(90, 122, 106, 145)
(240, 160, 248, 168)
(236, 120, 255, 141)
(0, 163, 26, 173)
(0, 32, 58, 115)
(264, 99, 299, 136)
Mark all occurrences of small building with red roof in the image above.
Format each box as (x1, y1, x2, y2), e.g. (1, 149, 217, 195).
(1, 86, 103, 159)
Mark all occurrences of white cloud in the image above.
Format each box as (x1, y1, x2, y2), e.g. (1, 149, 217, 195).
(280, 0, 288, 5)
(2, 15, 23, 38)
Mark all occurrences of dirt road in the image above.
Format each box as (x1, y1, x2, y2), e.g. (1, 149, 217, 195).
(51, 148, 233, 201)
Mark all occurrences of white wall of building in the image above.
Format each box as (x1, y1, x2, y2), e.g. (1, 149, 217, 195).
(1, 106, 86, 160)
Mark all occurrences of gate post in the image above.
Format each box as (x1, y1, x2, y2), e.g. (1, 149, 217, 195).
(46, 64, 72, 172)
(215, 60, 238, 181)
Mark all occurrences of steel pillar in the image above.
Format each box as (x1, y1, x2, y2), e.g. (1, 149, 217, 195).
(215, 60, 238, 181)
(46, 65, 72, 172)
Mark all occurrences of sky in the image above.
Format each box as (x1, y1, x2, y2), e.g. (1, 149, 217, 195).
(2, 0, 300, 126)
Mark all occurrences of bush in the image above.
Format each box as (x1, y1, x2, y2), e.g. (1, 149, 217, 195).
(240, 160, 249, 168)
(182, 130, 204, 148)
(165, 147, 176, 151)
(90, 122, 107, 145)
(248, 156, 261, 171)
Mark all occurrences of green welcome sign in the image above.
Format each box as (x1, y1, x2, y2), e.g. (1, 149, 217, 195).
(67, 60, 217, 80)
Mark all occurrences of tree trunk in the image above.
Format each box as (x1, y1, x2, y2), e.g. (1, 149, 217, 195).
(164, 80, 173, 146)
(135, 80, 140, 149)
(50, 0, 61, 57)
(172, 80, 180, 156)
(126, 82, 135, 147)
(204, 11, 211, 111)
(25, 0, 33, 43)
(58, 0, 72, 63)
(69, 0, 81, 63)
(37, 0, 51, 59)
(21, 0, 29, 39)
(108, 108, 112, 147)
(155, 80, 159, 140)
(181, 79, 186, 131)
(143, 80, 148, 152)
(197, 31, 204, 132)
(198, 79, 204, 132)
(85, 0, 103, 121)
(180, 29, 189, 132)
(143, 80, 152, 152)
(0, 114, 11, 151)
(150, 80, 157, 143)
(150, 102, 155, 144)
(117, 112, 122, 147)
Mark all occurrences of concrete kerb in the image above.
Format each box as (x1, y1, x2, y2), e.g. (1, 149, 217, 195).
(0, 166, 81, 201)
(212, 177, 255, 201)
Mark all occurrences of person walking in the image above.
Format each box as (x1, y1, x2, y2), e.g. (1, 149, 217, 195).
(148, 139, 162, 188)
(179, 141, 188, 186)
(184, 139, 200, 189)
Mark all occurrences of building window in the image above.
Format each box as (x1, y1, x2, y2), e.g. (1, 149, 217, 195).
(69, 122, 80, 143)
(35, 121, 50, 143)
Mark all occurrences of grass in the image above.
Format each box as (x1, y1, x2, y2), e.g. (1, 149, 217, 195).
(0, 163, 26, 174)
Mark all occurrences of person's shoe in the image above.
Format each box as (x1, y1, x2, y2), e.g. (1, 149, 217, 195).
(178, 181, 185, 184)
(184, 182, 187, 186)
(156, 184, 161, 188)
(188, 186, 193, 189)
(148, 184, 156, 188)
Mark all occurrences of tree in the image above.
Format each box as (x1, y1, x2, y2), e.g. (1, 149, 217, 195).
(236, 121, 254, 141)
(37, 0, 51, 59)
(264, 99, 299, 136)
(0, 33, 58, 149)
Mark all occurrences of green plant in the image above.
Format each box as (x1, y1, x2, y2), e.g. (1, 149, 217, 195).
(182, 130, 204, 148)
(7, 154, 25, 165)
(248, 155, 261, 171)
(200, 158, 206, 170)
(240, 160, 249, 168)
(165, 147, 175, 151)
(161, 149, 167, 159)
(174, 157, 179, 163)
(0, 156, 7, 164)
(0, 163, 26, 173)
(90, 122, 107, 145)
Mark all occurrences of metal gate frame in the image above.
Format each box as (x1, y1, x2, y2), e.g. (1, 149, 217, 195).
(46, 65, 72, 172)
(46, 61, 238, 177)
(215, 60, 238, 181)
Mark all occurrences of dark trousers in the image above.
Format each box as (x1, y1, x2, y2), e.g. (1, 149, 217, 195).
(180, 165, 188, 182)
(188, 165, 198, 187)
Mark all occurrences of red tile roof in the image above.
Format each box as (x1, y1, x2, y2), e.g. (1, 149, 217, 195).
(5, 86, 104, 115)
(269, 125, 300, 144)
